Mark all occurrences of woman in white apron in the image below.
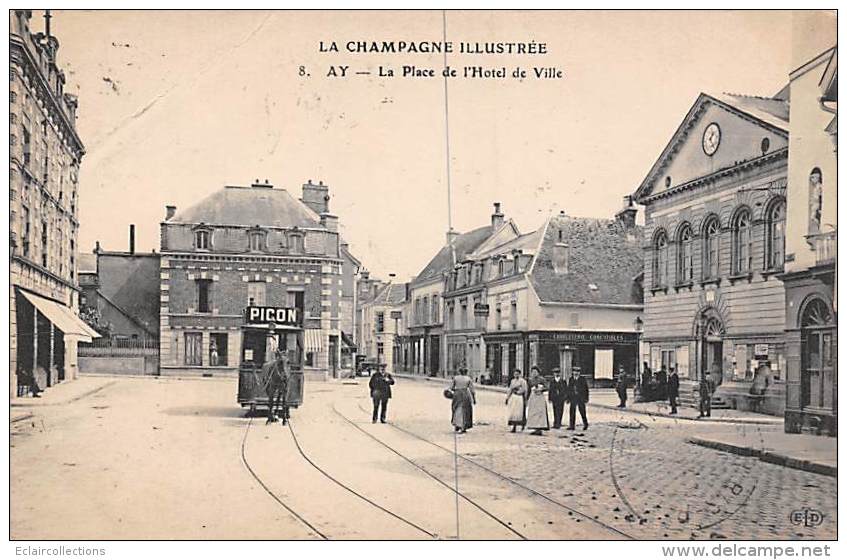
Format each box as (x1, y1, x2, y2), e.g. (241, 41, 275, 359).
(505, 369, 528, 433)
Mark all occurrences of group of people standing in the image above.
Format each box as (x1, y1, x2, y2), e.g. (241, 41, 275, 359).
(506, 366, 590, 434)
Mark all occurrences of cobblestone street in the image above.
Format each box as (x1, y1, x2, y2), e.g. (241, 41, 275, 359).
(10, 375, 837, 540)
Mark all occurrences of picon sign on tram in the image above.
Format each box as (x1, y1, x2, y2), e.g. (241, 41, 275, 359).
(244, 306, 303, 327)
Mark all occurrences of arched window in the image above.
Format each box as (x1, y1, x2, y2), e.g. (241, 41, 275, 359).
(677, 223, 694, 284)
(800, 297, 834, 410)
(194, 229, 211, 250)
(732, 209, 753, 274)
(702, 216, 721, 280)
(808, 167, 823, 234)
(652, 230, 669, 287)
(765, 199, 786, 269)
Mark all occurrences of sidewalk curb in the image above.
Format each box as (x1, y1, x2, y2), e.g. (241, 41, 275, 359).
(10, 380, 117, 408)
(686, 437, 837, 478)
(589, 402, 781, 426)
(394, 373, 779, 425)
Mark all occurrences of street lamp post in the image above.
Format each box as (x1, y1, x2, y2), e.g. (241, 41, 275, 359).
(634, 315, 644, 397)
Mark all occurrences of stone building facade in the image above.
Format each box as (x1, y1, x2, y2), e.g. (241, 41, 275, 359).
(634, 92, 790, 414)
(9, 10, 97, 398)
(780, 43, 837, 435)
(159, 180, 353, 379)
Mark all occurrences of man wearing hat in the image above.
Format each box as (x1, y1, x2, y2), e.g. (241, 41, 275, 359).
(548, 367, 568, 429)
(567, 367, 590, 431)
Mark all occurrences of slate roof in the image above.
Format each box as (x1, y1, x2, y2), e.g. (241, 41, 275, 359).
(168, 185, 322, 228)
(77, 253, 97, 274)
(716, 92, 790, 131)
(474, 229, 542, 259)
(529, 214, 643, 306)
(413, 226, 494, 285)
(372, 282, 408, 306)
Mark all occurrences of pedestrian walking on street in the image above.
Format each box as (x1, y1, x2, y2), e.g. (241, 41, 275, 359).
(505, 369, 528, 432)
(567, 367, 590, 431)
(369, 367, 395, 423)
(668, 366, 680, 414)
(449, 368, 476, 433)
(526, 366, 550, 435)
(548, 368, 568, 428)
(698, 375, 712, 418)
(615, 365, 628, 408)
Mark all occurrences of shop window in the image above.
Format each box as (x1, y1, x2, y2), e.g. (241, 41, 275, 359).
(732, 208, 753, 274)
(765, 198, 786, 270)
(676, 223, 694, 284)
(652, 230, 669, 287)
(209, 333, 228, 366)
(702, 216, 721, 280)
(196, 279, 212, 313)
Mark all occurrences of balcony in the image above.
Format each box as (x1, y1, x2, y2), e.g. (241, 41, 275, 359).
(807, 230, 837, 266)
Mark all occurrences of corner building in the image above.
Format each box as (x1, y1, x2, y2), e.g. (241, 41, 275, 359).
(9, 11, 97, 398)
(159, 180, 349, 379)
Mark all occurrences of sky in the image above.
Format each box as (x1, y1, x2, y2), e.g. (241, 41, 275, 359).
(42, 10, 834, 280)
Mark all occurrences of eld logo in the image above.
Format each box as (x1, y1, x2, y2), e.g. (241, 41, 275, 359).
(790, 508, 824, 527)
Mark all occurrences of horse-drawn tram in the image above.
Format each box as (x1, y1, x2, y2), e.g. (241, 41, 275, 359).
(237, 305, 305, 419)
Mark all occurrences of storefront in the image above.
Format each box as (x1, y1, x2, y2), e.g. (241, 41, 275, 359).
(528, 330, 638, 387)
(483, 331, 528, 386)
(15, 288, 100, 395)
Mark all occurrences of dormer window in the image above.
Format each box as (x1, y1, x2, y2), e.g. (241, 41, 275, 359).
(287, 228, 305, 254)
(194, 228, 212, 250)
(248, 228, 267, 252)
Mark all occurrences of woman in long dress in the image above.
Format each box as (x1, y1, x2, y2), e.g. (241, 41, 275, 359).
(526, 369, 550, 435)
(450, 368, 476, 433)
(505, 369, 528, 433)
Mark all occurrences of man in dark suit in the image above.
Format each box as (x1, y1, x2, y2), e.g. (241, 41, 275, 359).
(548, 367, 568, 429)
(668, 366, 680, 414)
(368, 366, 395, 423)
(567, 367, 590, 431)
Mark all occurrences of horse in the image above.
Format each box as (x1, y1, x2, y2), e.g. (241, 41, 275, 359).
(264, 352, 290, 424)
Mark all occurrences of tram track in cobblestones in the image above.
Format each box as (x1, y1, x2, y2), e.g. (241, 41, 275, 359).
(332, 403, 528, 540)
(286, 418, 439, 538)
(354, 402, 635, 540)
(240, 416, 328, 539)
(242, 413, 437, 539)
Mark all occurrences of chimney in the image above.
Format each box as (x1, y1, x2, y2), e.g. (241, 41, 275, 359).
(301, 179, 330, 215)
(94, 241, 101, 254)
(129, 224, 135, 255)
(615, 195, 637, 228)
(251, 179, 273, 189)
(491, 202, 505, 229)
(446, 228, 460, 245)
(165, 205, 176, 220)
(320, 213, 338, 232)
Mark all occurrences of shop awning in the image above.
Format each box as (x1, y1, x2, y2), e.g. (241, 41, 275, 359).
(305, 329, 324, 352)
(19, 290, 101, 342)
(341, 331, 357, 351)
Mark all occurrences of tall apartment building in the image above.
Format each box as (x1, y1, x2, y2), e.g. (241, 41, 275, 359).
(9, 10, 98, 398)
